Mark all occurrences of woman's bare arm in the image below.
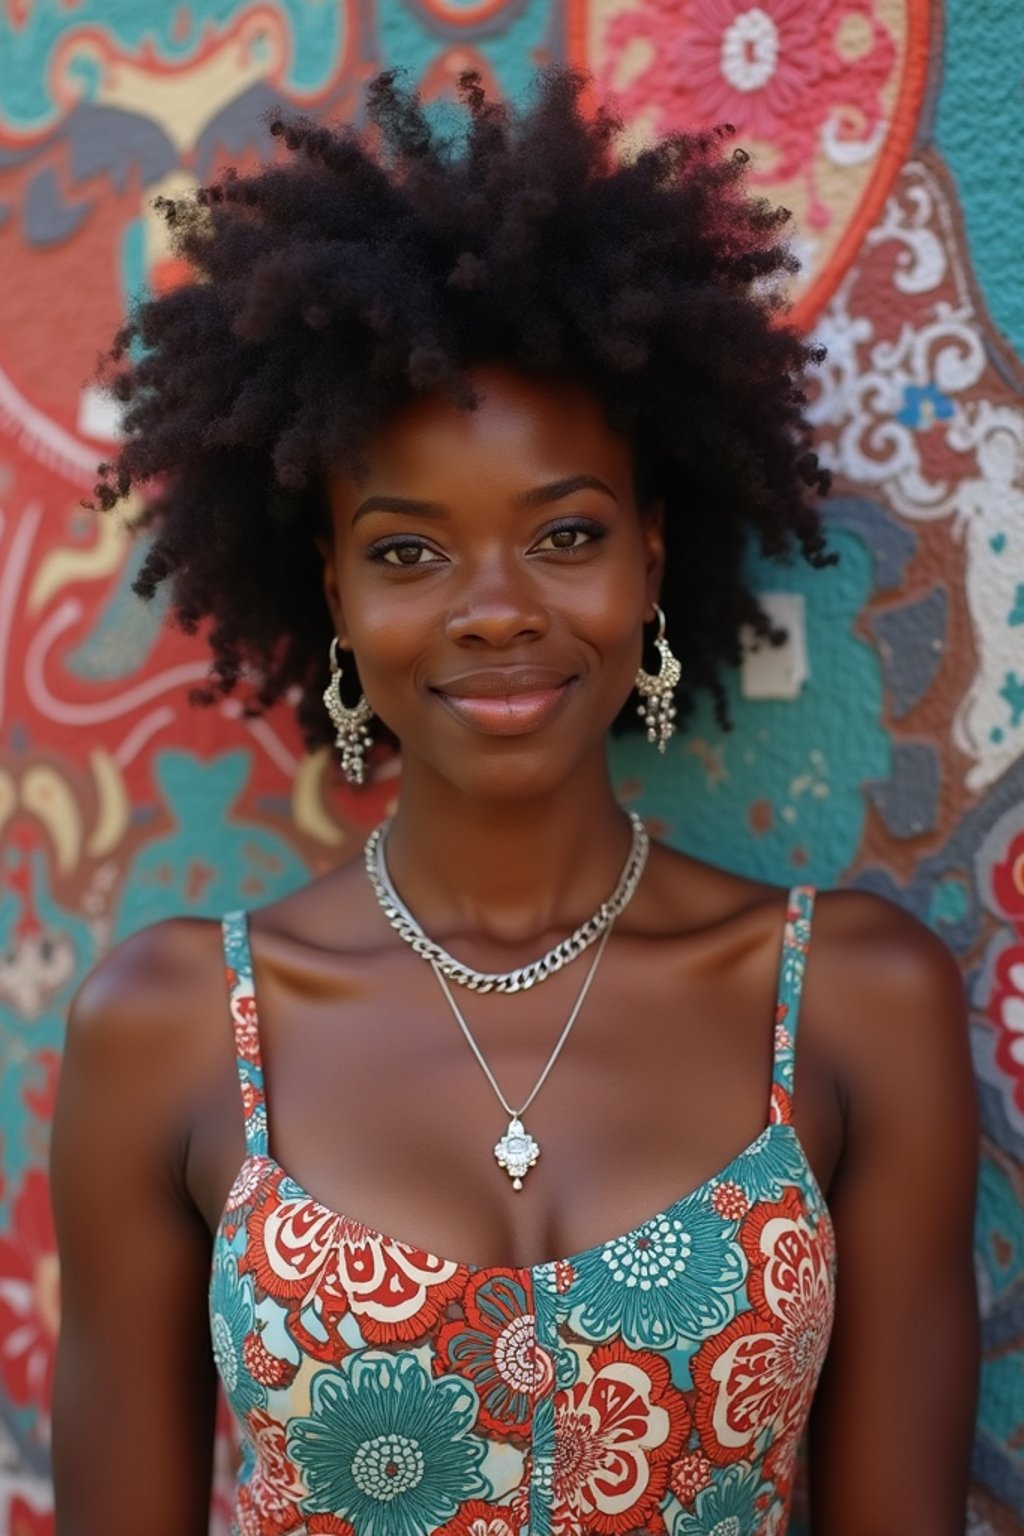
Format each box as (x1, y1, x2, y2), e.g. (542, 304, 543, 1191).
(51, 921, 224, 1536)
(808, 893, 979, 1534)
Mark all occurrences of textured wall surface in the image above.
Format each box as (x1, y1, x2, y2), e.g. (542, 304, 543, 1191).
(0, 3, 1021, 1532)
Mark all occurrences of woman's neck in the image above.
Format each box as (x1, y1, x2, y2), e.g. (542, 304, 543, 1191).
(381, 753, 636, 948)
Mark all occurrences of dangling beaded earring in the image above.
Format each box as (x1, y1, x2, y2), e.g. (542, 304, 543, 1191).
(323, 637, 374, 785)
(634, 604, 681, 753)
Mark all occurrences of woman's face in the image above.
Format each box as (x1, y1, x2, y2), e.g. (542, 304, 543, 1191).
(321, 364, 664, 801)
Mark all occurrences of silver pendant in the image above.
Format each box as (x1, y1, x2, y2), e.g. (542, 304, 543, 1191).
(494, 1118, 539, 1190)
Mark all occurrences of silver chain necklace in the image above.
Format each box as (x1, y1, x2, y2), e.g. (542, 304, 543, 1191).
(363, 811, 648, 993)
(430, 923, 614, 1188)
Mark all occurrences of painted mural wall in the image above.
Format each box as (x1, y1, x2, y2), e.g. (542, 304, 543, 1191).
(0, 2, 1021, 1532)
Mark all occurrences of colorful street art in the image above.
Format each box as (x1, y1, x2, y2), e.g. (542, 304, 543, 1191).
(0, 2, 1021, 1531)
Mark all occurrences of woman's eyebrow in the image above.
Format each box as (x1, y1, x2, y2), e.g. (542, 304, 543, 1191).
(514, 475, 619, 508)
(353, 494, 447, 523)
(352, 474, 618, 524)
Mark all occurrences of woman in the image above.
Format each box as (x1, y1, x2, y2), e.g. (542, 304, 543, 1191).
(51, 69, 978, 1536)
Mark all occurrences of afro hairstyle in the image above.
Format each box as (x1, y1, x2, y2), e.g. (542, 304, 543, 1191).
(92, 65, 834, 754)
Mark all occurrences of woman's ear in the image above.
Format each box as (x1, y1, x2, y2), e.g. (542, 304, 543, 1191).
(315, 533, 348, 647)
(642, 498, 666, 613)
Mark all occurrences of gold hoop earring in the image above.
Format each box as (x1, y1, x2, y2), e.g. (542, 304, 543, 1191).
(323, 637, 374, 785)
(634, 604, 680, 753)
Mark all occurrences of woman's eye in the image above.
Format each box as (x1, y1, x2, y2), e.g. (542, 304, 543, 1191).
(533, 522, 603, 552)
(377, 542, 444, 566)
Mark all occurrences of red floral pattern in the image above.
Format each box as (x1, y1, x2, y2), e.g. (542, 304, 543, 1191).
(991, 829, 1024, 921)
(710, 1181, 750, 1221)
(241, 1167, 468, 1356)
(989, 941, 1024, 1120)
(436, 1271, 555, 1435)
(214, 890, 831, 1532)
(237, 1410, 310, 1536)
(692, 1189, 834, 1469)
(435, 1500, 520, 1536)
(669, 1450, 713, 1504)
(551, 1340, 690, 1535)
(596, 0, 897, 226)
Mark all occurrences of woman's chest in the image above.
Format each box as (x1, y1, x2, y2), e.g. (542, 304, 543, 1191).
(192, 929, 843, 1269)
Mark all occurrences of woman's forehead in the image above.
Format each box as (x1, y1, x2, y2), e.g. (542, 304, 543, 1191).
(328, 364, 634, 503)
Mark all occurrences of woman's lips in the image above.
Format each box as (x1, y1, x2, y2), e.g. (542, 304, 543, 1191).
(432, 673, 576, 736)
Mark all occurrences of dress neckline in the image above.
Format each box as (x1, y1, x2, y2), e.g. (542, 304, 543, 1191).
(215, 886, 824, 1273)
(212, 1120, 834, 1277)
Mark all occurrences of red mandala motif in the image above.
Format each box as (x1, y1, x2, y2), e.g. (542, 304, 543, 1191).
(669, 1450, 713, 1504)
(241, 1168, 467, 1355)
(243, 1328, 298, 1390)
(692, 1189, 834, 1470)
(711, 1181, 750, 1221)
(991, 829, 1024, 922)
(990, 942, 1024, 1120)
(551, 1338, 690, 1535)
(436, 1500, 520, 1536)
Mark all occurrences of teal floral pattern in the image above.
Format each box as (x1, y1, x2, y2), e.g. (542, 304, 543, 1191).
(209, 1247, 266, 1422)
(212, 888, 834, 1535)
(289, 1352, 489, 1534)
(673, 1461, 767, 1534)
(568, 1198, 746, 1349)
(727, 1125, 811, 1205)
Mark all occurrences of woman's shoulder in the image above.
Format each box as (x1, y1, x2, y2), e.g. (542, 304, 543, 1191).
(649, 839, 961, 993)
(64, 914, 231, 1098)
(807, 886, 966, 1026)
(798, 887, 971, 1137)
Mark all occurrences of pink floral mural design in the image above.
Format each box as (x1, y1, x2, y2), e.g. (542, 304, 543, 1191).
(597, 0, 897, 227)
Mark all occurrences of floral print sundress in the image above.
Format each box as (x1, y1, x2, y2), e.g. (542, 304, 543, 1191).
(211, 884, 835, 1536)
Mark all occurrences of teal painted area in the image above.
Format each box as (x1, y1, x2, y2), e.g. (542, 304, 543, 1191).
(927, 873, 970, 930)
(611, 529, 889, 889)
(1000, 672, 1024, 730)
(375, 0, 553, 100)
(112, 749, 309, 942)
(977, 1152, 1023, 1306)
(934, 0, 1024, 361)
(119, 215, 147, 311)
(112, 743, 310, 933)
(978, 1352, 1024, 1462)
(0, 1, 343, 131)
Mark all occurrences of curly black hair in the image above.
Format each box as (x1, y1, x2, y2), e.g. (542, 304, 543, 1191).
(92, 66, 833, 753)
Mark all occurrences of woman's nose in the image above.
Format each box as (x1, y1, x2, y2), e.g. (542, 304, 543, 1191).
(442, 562, 550, 647)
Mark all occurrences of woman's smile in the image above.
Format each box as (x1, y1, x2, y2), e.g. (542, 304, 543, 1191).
(431, 667, 579, 736)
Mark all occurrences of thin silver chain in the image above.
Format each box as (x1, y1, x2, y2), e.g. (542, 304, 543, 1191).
(429, 922, 614, 1120)
(363, 812, 648, 993)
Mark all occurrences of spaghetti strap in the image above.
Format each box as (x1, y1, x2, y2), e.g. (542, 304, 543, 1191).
(769, 884, 816, 1126)
(221, 910, 268, 1159)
